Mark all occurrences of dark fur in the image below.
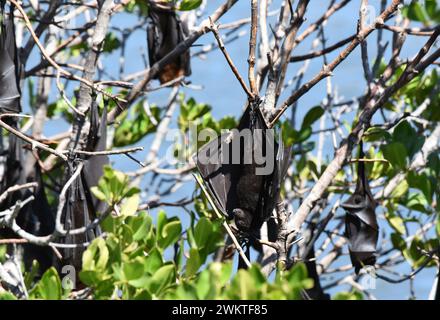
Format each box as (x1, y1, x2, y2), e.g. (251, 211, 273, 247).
(147, 1, 191, 84)
(341, 143, 379, 273)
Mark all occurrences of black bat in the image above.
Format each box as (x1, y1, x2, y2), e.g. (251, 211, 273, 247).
(0, 1, 25, 242)
(18, 165, 56, 274)
(341, 142, 379, 274)
(0, 0, 22, 203)
(299, 220, 330, 300)
(0, 3, 53, 271)
(0, 0, 22, 193)
(303, 245, 330, 300)
(195, 103, 290, 246)
(147, 0, 191, 84)
(62, 102, 109, 271)
(0, 1, 21, 114)
(0, 135, 23, 201)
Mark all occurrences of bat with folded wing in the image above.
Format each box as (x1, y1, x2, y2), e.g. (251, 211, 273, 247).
(0, 1, 21, 115)
(341, 143, 379, 274)
(147, 0, 191, 84)
(194, 104, 290, 246)
(0, 3, 55, 273)
(62, 102, 109, 270)
(0, 0, 22, 213)
(0, 0, 22, 201)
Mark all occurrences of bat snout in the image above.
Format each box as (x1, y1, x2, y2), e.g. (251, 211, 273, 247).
(232, 208, 253, 232)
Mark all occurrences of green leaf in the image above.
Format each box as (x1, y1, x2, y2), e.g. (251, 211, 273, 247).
(156, 210, 167, 240)
(0, 245, 6, 263)
(407, 171, 432, 202)
(113, 102, 160, 147)
(333, 291, 363, 300)
(301, 106, 324, 129)
(82, 238, 109, 271)
(195, 269, 212, 299)
(393, 121, 424, 159)
(129, 212, 153, 242)
(386, 211, 406, 235)
(381, 142, 407, 169)
(0, 292, 17, 300)
(158, 220, 182, 249)
(30, 268, 62, 300)
(228, 270, 259, 299)
(145, 248, 163, 274)
(91, 186, 107, 201)
(194, 217, 212, 249)
(120, 193, 140, 217)
(186, 248, 201, 277)
(425, 0, 437, 18)
(247, 265, 267, 288)
(403, 237, 425, 268)
(178, 0, 202, 11)
(405, 192, 428, 213)
(403, 2, 428, 22)
(149, 264, 176, 295)
(436, 215, 440, 237)
(390, 180, 409, 199)
(286, 262, 310, 287)
(364, 127, 391, 142)
(369, 150, 388, 180)
(122, 258, 145, 281)
(297, 126, 312, 143)
(391, 232, 406, 251)
(103, 32, 121, 52)
(208, 262, 232, 287)
(24, 260, 40, 289)
(178, 97, 212, 132)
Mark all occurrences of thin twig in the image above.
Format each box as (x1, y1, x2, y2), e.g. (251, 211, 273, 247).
(248, 0, 258, 96)
(209, 17, 254, 99)
(0, 114, 68, 161)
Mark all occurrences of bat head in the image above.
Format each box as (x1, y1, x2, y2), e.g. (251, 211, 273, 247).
(232, 208, 253, 233)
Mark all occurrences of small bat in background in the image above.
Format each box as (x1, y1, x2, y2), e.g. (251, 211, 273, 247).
(147, 0, 191, 84)
(18, 165, 56, 274)
(194, 103, 290, 265)
(0, 3, 55, 274)
(62, 102, 109, 272)
(0, 0, 23, 224)
(0, 0, 22, 199)
(0, 1, 21, 114)
(299, 219, 330, 300)
(303, 245, 330, 300)
(341, 143, 379, 274)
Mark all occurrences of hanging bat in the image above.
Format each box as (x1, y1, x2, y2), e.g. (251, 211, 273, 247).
(147, 0, 191, 84)
(0, 0, 22, 210)
(299, 220, 330, 300)
(0, 1, 22, 195)
(62, 102, 109, 271)
(17, 165, 56, 274)
(0, 1, 21, 115)
(303, 245, 330, 300)
(194, 103, 290, 245)
(0, 1, 25, 245)
(0, 3, 55, 275)
(341, 143, 379, 274)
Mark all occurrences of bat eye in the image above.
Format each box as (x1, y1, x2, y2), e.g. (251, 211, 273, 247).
(353, 195, 363, 204)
